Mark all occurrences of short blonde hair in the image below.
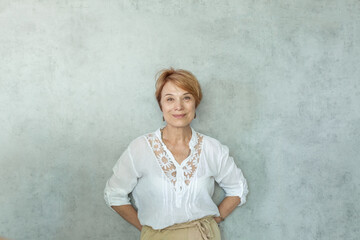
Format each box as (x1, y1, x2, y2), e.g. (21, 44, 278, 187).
(155, 68, 202, 110)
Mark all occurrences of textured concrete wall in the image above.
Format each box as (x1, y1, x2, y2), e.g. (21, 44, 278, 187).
(1, 1, 359, 240)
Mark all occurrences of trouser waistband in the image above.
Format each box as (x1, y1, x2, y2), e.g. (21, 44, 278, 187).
(158, 215, 215, 240)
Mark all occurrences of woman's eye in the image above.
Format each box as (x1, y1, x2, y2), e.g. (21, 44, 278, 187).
(167, 98, 174, 101)
(184, 96, 191, 100)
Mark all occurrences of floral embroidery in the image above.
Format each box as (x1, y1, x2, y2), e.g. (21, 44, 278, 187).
(146, 132, 203, 191)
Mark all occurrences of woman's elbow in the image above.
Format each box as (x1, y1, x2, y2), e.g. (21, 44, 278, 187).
(227, 195, 241, 205)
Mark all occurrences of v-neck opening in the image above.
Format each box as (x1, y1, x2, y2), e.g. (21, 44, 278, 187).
(145, 128, 204, 194)
(158, 127, 195, 167)
(161, 140, 192, 167)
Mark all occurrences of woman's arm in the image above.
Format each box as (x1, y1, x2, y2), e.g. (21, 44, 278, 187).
(213, 196, 241, 224)
(111, 204, 142, 231)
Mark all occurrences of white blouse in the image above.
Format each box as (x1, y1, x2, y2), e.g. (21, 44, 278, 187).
(104, 127, 249, 230)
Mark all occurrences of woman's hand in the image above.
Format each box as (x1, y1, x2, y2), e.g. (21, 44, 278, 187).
(214, 196, 241, 224)
(213, 217, 223, 224)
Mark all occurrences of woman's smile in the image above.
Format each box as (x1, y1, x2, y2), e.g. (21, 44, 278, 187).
(172, 114, 186, 119)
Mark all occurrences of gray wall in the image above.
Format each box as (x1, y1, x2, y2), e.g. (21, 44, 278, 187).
(0, 1, 359, 239)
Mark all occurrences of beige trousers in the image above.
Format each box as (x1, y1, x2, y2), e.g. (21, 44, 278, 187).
(140, 215, 221, 240)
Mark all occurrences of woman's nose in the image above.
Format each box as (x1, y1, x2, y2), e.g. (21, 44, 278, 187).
(174, 100, 183, 110)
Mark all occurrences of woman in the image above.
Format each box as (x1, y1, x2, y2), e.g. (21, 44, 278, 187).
(104, 68, 248, 240)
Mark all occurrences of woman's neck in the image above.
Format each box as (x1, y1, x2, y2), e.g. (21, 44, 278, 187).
(161, 125, 192, 145)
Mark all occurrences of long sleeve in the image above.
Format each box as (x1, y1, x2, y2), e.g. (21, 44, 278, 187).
(104, 147, 139, 207)
(214, 144, 249, 206)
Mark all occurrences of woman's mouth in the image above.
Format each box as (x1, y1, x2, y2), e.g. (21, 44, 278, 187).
(173, 114, 186, 119)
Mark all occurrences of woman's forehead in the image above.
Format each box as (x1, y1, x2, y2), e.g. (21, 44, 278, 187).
(162, 81, 189, 95)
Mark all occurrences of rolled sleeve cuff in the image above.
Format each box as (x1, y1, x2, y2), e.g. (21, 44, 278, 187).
(224, 182, 249, 207)
(104, 188, 131, 210)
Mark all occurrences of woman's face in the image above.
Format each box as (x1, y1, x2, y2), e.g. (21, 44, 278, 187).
(160, 81, 196, 129)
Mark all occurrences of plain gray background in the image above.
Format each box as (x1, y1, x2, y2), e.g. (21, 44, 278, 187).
(1, 0, 359, 239)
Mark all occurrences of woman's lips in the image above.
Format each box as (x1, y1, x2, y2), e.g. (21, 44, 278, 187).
(173, 114, 186, 119)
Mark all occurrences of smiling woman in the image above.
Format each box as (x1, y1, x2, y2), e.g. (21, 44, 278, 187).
(104, 68, 249, 240)
(161, 81, 196, 129)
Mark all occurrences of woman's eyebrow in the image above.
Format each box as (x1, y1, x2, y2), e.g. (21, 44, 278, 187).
(164, 92, 191, 96)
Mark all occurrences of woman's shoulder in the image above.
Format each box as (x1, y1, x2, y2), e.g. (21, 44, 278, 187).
(127, 129, 159, 148)
(195, 130, 226, 151)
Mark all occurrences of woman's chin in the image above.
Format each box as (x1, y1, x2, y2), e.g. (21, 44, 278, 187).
(165, 120, 192, 128)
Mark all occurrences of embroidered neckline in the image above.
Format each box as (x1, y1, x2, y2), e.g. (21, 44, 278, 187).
(145, 128, 203, 192)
